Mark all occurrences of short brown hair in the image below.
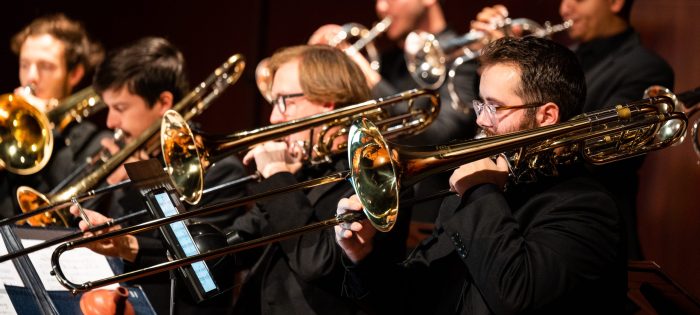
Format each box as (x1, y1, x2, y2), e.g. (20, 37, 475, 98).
(11, 13, 104, 73)
(267, 45, 371, 107)
(480, 37, 586, 122)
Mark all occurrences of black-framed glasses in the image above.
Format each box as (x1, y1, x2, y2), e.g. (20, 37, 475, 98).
(273, 93, 305, 114)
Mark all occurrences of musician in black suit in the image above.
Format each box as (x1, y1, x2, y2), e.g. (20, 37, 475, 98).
(229, 45, 410, 315)
(336, 37, 627, 314)
(71, 37, 247, 314)
(1, 13, 108, 221)
(472, 0, 674, 260)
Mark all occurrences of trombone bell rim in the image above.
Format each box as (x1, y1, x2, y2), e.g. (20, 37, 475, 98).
(161, 110, 204, 205)
(348, 118, 399, 232)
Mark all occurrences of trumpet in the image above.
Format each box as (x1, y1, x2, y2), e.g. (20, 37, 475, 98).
(255, 17, 392, 102)
(404, 18, 572, 110)
(50, 92, 686, 293)
(0, 86, 105, 175)
(161, 88, 439, 205)
(10, 54, 246, 227)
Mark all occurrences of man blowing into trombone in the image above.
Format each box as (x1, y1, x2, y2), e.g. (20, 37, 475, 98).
(471, 0, 674, 260)
(1, 13, 108, 219)
(228, 44, 410, 314)
(335, 36, 627, 314)
(69, 37, 247, 314)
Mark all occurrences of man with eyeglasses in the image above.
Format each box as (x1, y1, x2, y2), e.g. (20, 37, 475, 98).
(228, 45, 410, 314)
(471, 0, 673, 261)
(335, 36, 627, 314)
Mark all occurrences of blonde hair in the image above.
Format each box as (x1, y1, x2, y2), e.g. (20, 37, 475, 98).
(268, 45, 371, 107)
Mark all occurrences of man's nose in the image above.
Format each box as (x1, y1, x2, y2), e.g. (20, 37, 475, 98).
(106, 110, 120, 130)
(475, 112, 491, 129)
(269, 105, 286, 124)
(24, 64, 39, 85)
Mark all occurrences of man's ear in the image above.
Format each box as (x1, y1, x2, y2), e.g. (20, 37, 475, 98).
(536, 102, 559, 126)
(610, 0, 625, 14)
(156, 91, 174, 114)
(67, 64, 85, 90)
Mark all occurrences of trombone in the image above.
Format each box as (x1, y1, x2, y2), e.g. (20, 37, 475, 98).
(161, 88, 439, 205)
(255, 17, 392, 102)
(11, 54, 246, 227)
(50, 92, 687, 293)
(0, 172, 259, 263)
(0, 86, 105, 175)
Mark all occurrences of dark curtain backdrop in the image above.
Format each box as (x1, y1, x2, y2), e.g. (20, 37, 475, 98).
(3, 0, 698, 300)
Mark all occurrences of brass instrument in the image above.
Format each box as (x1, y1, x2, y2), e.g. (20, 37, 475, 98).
(328, 17, 392, 72)
(0, 93, 54, 175)
(0, 171, 259, 263)
(644, 85, 700, 157)
(0, 86, 104, 175)
(255, 17, 392, 102)
(46, 86, 105, 134)
(404, 18, 572, 109)
(50, 93, 685, 293)
(13, 54, 246, 227)
(348, 95, 686, 230)
(161, 88, 439, 204)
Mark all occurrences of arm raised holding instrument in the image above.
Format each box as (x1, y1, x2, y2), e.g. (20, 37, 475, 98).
(335, 36, 627, 315)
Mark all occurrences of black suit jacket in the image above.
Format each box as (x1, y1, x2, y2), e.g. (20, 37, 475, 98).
(343, 165, 627, 315)
(578, 28, 674, 112)
(231, 158, 410, 315)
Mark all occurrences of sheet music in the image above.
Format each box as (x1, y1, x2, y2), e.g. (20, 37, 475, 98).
(0, 241, 24, 287)
(0, 241, 21, 315)
(22, 239, 118, 291)
(0, 287, 17, 315)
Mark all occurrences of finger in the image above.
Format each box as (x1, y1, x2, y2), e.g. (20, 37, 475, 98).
(78, 220, 90, 231)
(493, 4, 509, 17)
(350, 221, 364, 232)
(342, 228, 354, 239)
(470, 21, 494, 33)
(339, 196, 363, 213)
(69, 205, 80, 217)
(100, 138, 120, 155)
(496, 155, 509, 171)
(242, 147, 257, 165)
(476, 7, 502, 23)
(337, 198, 352, 215)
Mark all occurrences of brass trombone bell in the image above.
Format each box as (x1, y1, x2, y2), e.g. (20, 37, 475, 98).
(0, 93, 54, 175)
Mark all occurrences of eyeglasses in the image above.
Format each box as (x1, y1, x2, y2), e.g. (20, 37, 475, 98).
(472, 99, 542, 125)
(273, 93, 305, 114)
